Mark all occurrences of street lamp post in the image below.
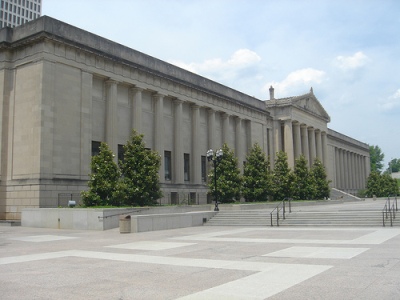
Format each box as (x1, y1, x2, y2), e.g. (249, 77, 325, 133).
(207, 148, 223, 211)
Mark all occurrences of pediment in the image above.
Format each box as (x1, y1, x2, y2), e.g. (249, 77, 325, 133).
(292, 93, 331, 122)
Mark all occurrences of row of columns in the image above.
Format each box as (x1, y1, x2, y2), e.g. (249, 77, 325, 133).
(335, 148, 368, 192)
(275, 119, 327, 168)
(104, 80, 257, 186)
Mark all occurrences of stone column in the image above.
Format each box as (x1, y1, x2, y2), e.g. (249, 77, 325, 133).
(153, 94, 164, 182)
(293, 122, 301, 160)
(267, 127, 274, 168)
(207, 109, 216, 150)
(315, 129, 323, 161)
(340, 149, 345, 190)
(335, 148, 340, 188)
(284, 119, 294, 168)
(235, 116, 243, 171)
(308, 127, 316, 166)
(80, 71, 93, 178)
(221, 112, 229, 146)
(191, 104, 201, 184)
(246, 119, 253, 152)
(301, 125, 309, 166)
(273, 119, 282, 160)
(131, 87, 142, 134)
(344, 151, 349, 191)
(321, 131, 328, 167)
(174, 99, 184, 184)
(105, 80, 118, 161)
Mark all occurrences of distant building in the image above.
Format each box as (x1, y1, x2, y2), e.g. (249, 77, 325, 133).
(391, 172, 400, 180)
(0, 16, 370, 220)
(0, 0, 42, 28)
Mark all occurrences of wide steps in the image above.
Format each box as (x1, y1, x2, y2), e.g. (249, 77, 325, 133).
(205, 208, 399, 227)
(205, 211, 270, 226)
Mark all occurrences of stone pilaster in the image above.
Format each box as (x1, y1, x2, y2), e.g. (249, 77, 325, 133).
(191, 104, 201, 184)
(273, 120, 282, 158)
(321, 131, 328, 167)
(221, 112, 229, 146)
(153, 94, 164, 182)
(235, 116, 243, 170)
(80, 71, 92, 178)
(174, 99, 184, 184)
(131, 87, 143, 134)
(105, 80, 118, 161)
(207, 109, 215, 150)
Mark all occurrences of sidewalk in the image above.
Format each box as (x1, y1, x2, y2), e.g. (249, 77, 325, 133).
(1, 223, 400, 299)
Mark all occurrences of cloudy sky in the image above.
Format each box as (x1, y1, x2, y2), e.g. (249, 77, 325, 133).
(43, 0, 400, 169)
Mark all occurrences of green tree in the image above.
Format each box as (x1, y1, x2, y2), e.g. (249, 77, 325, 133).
(242, 143, 271, 202)
(208, 143, 241, 203)
(387, 158, 400, 173)
(292, 155, 315, 200)
(271, 151, 293, 201)
(81, 142, 120, 206)
(311, 158, 330, 200)
(369, 145, 385, 173)
(366, 171, 399, 197)
(116, 130, 162, 206)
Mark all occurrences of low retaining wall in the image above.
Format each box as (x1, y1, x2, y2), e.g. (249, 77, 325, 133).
(21, 205, 213, 230)
(130, 211, 217, 233)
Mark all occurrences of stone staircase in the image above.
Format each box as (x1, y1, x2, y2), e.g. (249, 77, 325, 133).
(205, 198, 399, 227)
(205, 210, 271, 226)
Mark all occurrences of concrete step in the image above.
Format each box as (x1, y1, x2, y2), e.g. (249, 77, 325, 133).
(205, 207, 399, 227)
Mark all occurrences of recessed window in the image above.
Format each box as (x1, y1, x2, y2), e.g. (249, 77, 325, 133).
(201, 155, 207, 182)
(118, 144, 125, 163)
(184, 153, 190, 181)
(164, 151, 171, 181)
(91, 141, 101, 156)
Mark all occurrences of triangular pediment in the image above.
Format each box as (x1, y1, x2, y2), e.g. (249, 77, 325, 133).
(292, 92, 331, 122)
(265, 88, 331, 122)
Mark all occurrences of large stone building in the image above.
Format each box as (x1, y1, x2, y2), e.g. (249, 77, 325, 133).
(0, 16, 370, 220)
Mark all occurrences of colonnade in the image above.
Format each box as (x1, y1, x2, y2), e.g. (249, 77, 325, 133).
(102, 80, 261, 187)
(334, 148, 368, 192)
(275, 119, 328, 168)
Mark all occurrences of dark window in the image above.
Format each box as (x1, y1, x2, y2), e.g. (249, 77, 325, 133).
(184, 153, 190, 181)
(164, 151, 171, 181)
(118, 144, 125, 163)
(91, 141, 101, 156)
(201, 156, 207, 182)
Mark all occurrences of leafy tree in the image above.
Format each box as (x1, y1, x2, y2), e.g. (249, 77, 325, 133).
(208, 143, 241, 203)
(311, 158, 330, 200)
(116, 130, 162, 206)
(271, 151, 293, 201)
(387, 158, 400, 173)
(292, 155, 315, 200)
(366, 171, 399, 197)
(369, 145, 384, 173)
(81, 142, 120, 206)
(242, 143, 271, 202)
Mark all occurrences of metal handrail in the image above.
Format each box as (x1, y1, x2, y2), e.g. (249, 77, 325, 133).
(270, 198, 292, 226)
(382, 196, 398, 227)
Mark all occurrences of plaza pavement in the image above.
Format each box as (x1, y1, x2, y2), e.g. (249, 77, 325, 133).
(1, 221, 400, 299)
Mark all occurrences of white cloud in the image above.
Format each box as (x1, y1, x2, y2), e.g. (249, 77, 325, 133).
(169, 48, 261, 76)
(379, 89, 400, 111)
(335, 51, 369, 71)
(264, 68, 326, 97)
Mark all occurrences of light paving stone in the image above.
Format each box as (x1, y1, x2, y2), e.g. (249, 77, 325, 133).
(263, 246, 369, 259)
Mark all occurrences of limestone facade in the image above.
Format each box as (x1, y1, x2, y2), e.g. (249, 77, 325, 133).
(0, 17, 370, 220)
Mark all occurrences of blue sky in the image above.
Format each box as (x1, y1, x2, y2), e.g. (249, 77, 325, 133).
(43, 0, 400, 168)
